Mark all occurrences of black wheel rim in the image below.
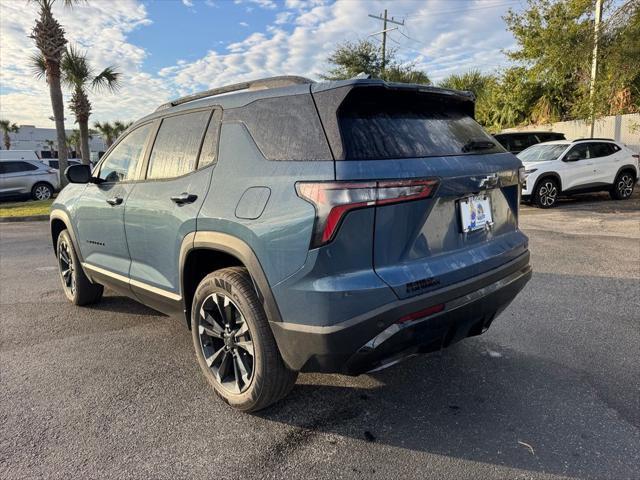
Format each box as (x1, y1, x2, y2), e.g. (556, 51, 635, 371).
(198, 293, 254, 394)
(539, 181, 557, 206)
(618, 175, 634, 198)
(58, 240, 75, 295)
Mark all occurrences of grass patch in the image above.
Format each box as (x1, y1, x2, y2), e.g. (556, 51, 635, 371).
(0, 199, 53, 218)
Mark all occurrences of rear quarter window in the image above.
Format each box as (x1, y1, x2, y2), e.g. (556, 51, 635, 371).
(337, 88, 503, 160)
(224, 94, 332, 161)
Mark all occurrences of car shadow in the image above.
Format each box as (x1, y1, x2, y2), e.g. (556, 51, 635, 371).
(88, 294, 165, 317)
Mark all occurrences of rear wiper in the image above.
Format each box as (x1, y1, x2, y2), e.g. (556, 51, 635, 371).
(462, 139, 496, 153)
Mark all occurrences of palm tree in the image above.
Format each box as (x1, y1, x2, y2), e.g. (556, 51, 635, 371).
(93, 121, 115, 148)
(0, 120, 19, 150)
(94, 120, 131, 148)
(44, 139, 55, 153)
(66, 129, 81, 157)
(34, 45, 120, 165)
(28, 0, 81, 185)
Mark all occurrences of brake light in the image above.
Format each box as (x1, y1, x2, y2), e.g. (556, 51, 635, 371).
(296, 178, 439, 248)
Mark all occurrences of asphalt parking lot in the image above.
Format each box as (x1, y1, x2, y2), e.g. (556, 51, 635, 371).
(1, 192, 638, 480)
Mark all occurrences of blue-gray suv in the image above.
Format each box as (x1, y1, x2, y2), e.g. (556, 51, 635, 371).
(51, 76, 532, 411)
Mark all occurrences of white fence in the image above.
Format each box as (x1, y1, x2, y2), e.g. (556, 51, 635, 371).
(502, 113, 640, 153)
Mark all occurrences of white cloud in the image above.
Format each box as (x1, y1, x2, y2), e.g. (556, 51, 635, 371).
(182, 0, 194, 6)
(234, 0, 277, 10)
(0, 0, 171, 127)
(239, 21, 249, 27)
(1, 0, 519, 126)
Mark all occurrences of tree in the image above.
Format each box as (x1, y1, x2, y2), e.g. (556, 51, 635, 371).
(322, 39, 430, 84)
(28, 0, 81, 186)
(0, 120, 19, 150)
(44, 139, 55, 154)
(93, 120, 131, 148)
(66, 129, 81, 157)
(438, 70, 499, 128)
(503, 0, 639, 122)
(33, 45, 120, 165)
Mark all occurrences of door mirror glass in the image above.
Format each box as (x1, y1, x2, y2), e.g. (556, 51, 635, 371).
(564, 152, 580, 162)
(65, 164, 91, 183)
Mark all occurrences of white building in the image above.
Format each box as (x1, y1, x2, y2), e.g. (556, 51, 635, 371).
(3, 125, 107, 162)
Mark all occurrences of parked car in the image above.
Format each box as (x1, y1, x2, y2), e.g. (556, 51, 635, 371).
(0, 158, 59, 200)
(50, 76, 532, 411)
(494, 131, 566, 154)
(0, 150, 41, 161)
(41, 158, 82, 170)
(519, 139, 639, 208)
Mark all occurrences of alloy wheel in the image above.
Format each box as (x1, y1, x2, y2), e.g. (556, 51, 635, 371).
(198, 293, 255, 394)
(617, 175, 634, 198)
(34, 185, 51, 200)
(538, 181, 558, 207)
(58, 240, 75, 296)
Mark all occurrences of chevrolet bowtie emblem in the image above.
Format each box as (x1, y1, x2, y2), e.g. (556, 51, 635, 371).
(475, 173, 500, 189)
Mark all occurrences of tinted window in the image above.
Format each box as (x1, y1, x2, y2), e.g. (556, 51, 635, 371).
(565, 144, 590, 160)
(147, 111, 209, 179)
(49, 160, 59, 169)
(224, 94, 332, 161)
(0, 161, 39, 173)
(198, 109, 222, 168)
(589, 142, 616, 158)
(518, 144, 567, 162)
(338, 88, 503, 160)
(99, 124, 152, 183)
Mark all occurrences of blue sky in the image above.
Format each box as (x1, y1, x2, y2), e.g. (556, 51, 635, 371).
(0, 0, 523, 126)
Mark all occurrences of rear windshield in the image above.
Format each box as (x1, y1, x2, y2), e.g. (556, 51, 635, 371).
(337, 88, 503, 160)
(518, 144, 567, 162)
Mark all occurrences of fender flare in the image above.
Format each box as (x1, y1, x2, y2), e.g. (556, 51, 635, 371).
(49, 209, 94, 281)
(181, 231, 283, 325)
(532, 172, 563, 194)
(614, 164, 638, 180)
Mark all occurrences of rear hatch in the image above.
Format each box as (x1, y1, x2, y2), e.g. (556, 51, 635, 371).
(312, 82, 527, 299)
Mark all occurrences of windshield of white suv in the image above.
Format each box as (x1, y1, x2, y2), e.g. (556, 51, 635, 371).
(518, 144, 567, 162)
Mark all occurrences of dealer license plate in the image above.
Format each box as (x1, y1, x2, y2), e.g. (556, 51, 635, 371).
(460, 194, 493, 233)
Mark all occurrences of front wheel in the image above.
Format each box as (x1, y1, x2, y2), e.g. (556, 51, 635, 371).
(57, 230, 103, 305)
(191, 267, 297, 412)
(610, 171, 635, 200)
(533, 178, 559, 208)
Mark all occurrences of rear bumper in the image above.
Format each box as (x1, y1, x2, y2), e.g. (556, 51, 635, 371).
(270, 252, 532, 374)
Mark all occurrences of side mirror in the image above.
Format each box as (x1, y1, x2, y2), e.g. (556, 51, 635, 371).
(65, 164, 92, 183)
(564, 152, 580, 162)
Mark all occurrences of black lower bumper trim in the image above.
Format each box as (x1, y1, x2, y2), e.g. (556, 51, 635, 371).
(270, 252, 532, 374)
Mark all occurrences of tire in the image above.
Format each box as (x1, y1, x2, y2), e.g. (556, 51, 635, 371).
(533, 177, 559, 208)
(610, 171, 636, 200)
(56, 229, 103, 305)
(191, 267, 297, 412)
(32, 182, 53, 201)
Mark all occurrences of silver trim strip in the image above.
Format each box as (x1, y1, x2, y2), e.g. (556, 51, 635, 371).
(82, 263, 182, 302)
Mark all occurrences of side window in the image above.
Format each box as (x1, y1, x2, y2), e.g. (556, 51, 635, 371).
(99, 124, 152, 183)
(564, 144, 590, 161)
(49, 160, 59, 169)
(146, 110, 210, 180)
(589, 142, 615, 158)
(3, 161, 38, 173)
(198, 109, 222, 168)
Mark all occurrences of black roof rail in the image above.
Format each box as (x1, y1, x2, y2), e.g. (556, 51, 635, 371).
(572, 137, 616, 142)
(156, 75, 315, 111)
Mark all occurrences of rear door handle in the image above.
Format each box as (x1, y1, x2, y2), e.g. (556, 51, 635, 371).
(170, 192, 198, 205)
(106, 196, 123, 206)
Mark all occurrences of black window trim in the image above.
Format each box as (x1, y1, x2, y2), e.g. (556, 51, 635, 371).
(140, 106, 222, 183)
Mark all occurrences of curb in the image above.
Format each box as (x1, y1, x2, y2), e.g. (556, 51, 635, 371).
(0, 215, 49, 223)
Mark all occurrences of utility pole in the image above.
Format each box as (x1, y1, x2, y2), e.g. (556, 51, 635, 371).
(368, 9, 404, 76)
(589, 0, 603, 138)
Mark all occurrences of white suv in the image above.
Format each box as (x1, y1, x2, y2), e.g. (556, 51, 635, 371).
(519, 139, 639, 208)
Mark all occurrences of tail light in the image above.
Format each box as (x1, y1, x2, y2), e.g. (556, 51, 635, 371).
(632, 154, 639, 160)
(296, 178, 439, 248)
(397, 303, 445, 324)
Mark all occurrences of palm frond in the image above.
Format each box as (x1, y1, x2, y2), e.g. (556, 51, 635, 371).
(30, 52, 48, 80)
(61, 45, 92, 88)
(92, 66, 121, 93)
